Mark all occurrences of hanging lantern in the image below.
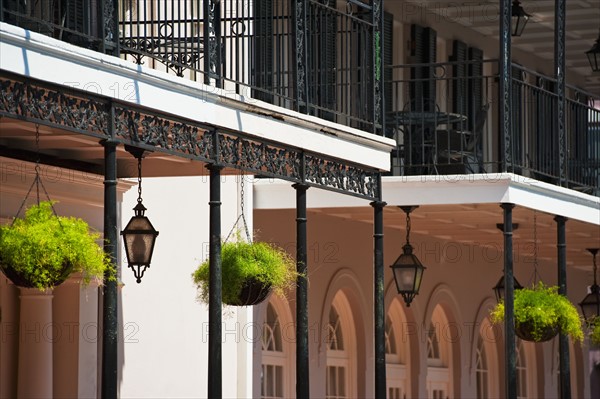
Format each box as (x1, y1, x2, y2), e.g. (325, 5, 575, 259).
(579, 248, 600, 322)
(390, 206, 426, 307)
(511, 0, 530, 37)
(121, 154, 159, 283)
(586, 36, 600, 72)
(493, 274, 524, 303)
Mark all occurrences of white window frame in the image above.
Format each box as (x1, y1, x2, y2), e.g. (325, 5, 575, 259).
(326, 294, 356, 399)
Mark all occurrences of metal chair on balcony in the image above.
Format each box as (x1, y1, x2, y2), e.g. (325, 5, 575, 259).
(435, 103, 489, 174)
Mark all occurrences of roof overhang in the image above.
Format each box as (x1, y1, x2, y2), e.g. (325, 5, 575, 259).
(254, 173, 599, 269)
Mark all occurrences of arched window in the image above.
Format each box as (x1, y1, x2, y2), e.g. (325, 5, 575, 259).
(514, 340, 538, 399)
(475, 337, 488, 399)
(385, 315, 397, 356)
(426, 306, 451, 399)
(426, 325, 441, 366)
(386, 301, 408, 399)
(261, 301, 288, 399)
(475, 317, 499, 399)
(326, 293, 355, 399)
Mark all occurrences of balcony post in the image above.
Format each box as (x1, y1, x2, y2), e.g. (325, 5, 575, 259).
(101, 107, 119, 399)
(499, 0, 513, 173)
(207, 162, 223, 399)
(294, 182, 310, 399)
(203, 0, 222, 86)
(371, 196, 386, 399)
(293, 0, 308, 113)
(555, 215, 571, 399)
(555, 0, 567, 186)
(501, 203, 517, 399)
(99, 0, 119, 56)
(372, 0, 383, 135)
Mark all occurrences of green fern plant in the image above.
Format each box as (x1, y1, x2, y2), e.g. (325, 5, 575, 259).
(490, 282, 583, 342)
(192, 240, 297, 306)
(0, 201, 112, 289)
(589, 317, 600, 346)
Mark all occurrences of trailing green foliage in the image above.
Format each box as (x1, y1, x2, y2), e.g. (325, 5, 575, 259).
(490, 282, 583, 342)
(0, 201, 112, 289)
(192, 240, 297, 305)
(589, 317, 600, 346)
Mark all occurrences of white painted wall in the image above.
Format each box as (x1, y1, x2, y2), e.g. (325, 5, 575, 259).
(118, 176, 254, 398)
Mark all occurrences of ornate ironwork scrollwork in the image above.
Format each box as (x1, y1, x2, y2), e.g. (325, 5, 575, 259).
(218, 134, 302, 180)
(295, 0, 307, 108)
(0, 79, 110, 136)
(305, 154, 378, 198)
(114, 107, 212, 159)
(0, 75, 380, 200)
(103, 0, 117, 45)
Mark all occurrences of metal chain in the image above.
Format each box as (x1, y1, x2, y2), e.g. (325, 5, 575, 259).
(240, 173, 251, 242)
(224, 173, 251, 243)
(35, 124, 40, 204)
(531, 210, 541, 285)
(593, 251, 598, 286)
(240, 172, 245, 217)
(406, 212, 411, 244)
(12, 124, 61, 226)
(533, 211, 538, 268)
(137, 157, 143, 203)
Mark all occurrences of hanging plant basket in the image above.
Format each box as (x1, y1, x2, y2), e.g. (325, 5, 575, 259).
(237, 277, 272, 306)
(515, 320, 558, 342)
(193, 240, 297, 307)
(0, 259, 73, 289)
(0, 201, 112, 290)
(490, 282, 583, 343)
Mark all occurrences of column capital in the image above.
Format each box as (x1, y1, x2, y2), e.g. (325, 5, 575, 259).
(370, 201, 387, 208)
(292, 183, 309, 191)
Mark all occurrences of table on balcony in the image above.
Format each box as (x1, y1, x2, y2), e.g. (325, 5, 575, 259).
(387, 110, 468, 174)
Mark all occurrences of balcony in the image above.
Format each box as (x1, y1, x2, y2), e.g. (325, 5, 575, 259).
(0, 0, 382, 134)
(1, 1, 599, 196)
(385, 61, 600, 196)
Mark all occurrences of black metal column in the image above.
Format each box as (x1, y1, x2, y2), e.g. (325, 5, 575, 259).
(294, 183, 309, 399)
(372, 0, 383, 135)
(555, 0, 567, 186)
(501, 203, 517, 399)
(203, 0, 220, 85)
(293, 0, 308, 113)
(556, 215, 571, 399)
(371, 199, 386, 399)
(208, 164, 223, 399)
(100, 0, 119, 55)
(499, 0, 512, 172)
(101, 110, 118, 399)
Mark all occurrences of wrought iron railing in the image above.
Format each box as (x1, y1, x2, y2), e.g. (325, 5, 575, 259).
(385, 61, 600, 195)
(0, 0, 118, 53)
(116, 0, 379, 132)
(1, 0, 382, 133)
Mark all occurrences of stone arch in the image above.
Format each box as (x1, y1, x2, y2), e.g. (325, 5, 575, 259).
(422, 284, 465, 399)
(319, 268, 370, 397)
(384, 280, 420, 397)
(255, 295, 295, 398)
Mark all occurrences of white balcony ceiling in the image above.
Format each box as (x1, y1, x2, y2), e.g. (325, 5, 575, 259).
(405, 0, 600, 96)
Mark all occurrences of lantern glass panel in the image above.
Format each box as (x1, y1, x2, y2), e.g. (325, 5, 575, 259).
(396, 266, 416, 292)
(579, 288, 600, 322)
